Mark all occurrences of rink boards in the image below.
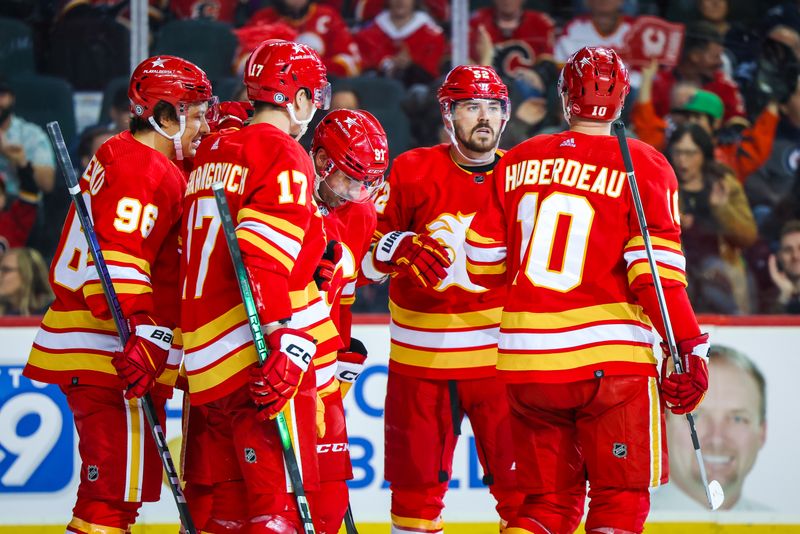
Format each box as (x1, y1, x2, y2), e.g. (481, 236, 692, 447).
(1, 315, 799, 532)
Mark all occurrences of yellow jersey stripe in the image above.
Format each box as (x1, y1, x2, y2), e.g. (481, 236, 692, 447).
(101, 251, 152, 275)
(500, 302, 650, 331)
(627, 262, 687, 286)
(41, 308, 117, 332)
(28, 347, 117, 373)
(391, 514, 444, 531)
(390, 343, 497, 369)
(188, 344, 256, 394)
(625, 236, 682, 252)
(389, 300, 502, 330)
(465, 228, 502, 246)
(497, 344, 656, 371)
(466, 261, 506, 275)
(184, 304, 245, 350)
(236, 229, 295, 272)
(238, 207, 304, 241)
(83, 281, 152, 298)
(649, 376, 662, 487)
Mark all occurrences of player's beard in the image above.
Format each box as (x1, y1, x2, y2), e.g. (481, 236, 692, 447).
(454, 120, 499, 154)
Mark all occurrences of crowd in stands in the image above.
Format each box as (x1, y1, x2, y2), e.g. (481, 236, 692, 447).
(1, 0, 800, 316)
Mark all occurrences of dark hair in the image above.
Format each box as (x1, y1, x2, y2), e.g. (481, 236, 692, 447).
(779, 219, 800, 240)
(681, 21, 724, 59)
(78, 126, 113, 162)
(111, 86, 129, 111)
(709, 345, 767, 424)
(667, 123, 730, 183)
(129, 100, 179, 134)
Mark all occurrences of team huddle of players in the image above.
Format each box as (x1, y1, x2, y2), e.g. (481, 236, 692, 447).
(22, 38, 711, 534)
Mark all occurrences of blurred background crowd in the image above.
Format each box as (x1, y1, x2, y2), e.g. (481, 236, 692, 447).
(1, 0, 800, 317)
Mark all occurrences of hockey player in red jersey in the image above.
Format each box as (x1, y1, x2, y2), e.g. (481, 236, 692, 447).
(305, 108, 387, 533)
(180, 39, 332, 533)
(24, 55, 213, 533)
(360, 65, 523, 533)
(465, 47, 711, 533)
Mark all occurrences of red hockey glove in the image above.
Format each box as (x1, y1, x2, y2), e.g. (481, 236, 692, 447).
(313, 240, 342, 292)
(207, 100, 252, 131)
(112, 314, 173, 400)
(375, 231, 452, 288)
(337, 337, 368, 398)
(660, 333, 710, 415)
(249, 328, 316, 420)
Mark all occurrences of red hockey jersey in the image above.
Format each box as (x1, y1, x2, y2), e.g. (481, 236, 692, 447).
(363, 144, 506, 380)
(651, 68, 748, 126)
(247, 4, 361, 77)
(25, 132, 184, 393)
(180, 123, 329, 405)
(469, 7, 555, 79)
(466, 131, 695, 384)
(354, 11, 445, 79)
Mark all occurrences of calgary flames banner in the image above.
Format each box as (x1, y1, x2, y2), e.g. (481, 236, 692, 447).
(621, 16, 685, 69)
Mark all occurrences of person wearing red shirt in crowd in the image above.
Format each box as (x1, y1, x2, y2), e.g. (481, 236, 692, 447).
(320, 0, 448, 25)
(168, 0, 240, 22)
(651, 22, 748, 128)
(247, 0, 361, 77)
(470, 0, 556, 89)
(354, 0, 445, 86)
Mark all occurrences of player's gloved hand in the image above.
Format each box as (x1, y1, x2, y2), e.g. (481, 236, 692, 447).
(313, 240, 342, 292)
(112, 314, 173, 400)
(207, 100, 253, 131)
(375, 231, 452, 288)
(337, 337, 368, 398)
(660, 333, 710, 415)
(249, 328, 316, 420)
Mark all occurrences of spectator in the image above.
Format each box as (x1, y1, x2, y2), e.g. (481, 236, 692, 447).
(0, 77, 56, 196)
(651, 21, 748, 127)
(330, 87, 361, 110)
(169, 0, 244, 23)
(77, 126, 114, 170)
(555, 0, 634, 65)
(354, 0, 445, 87)
(106, 86, 131, 133)
(0, 247, 53, 316)
(633, 60, 779, 182)
(470, 0, 557, 92)
(764, 220, 800, 313)
(746, 75, 800, 238)
(233, 20, 298, 75)
(0, 170, 39, 254)
(246, 0, 362, 77)
(697, 0, 759, 83)
(668, 123, 758, 314)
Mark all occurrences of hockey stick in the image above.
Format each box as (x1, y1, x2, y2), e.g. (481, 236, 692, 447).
(210, 180, 316, 533)
(613, 121, 724, 511)
(344, 504, 359, 534)
(45, 122, 197, 532)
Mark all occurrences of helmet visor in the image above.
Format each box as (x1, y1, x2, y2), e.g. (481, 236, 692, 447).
(325, 166, 384, 203)
(315, 82, 332, 111)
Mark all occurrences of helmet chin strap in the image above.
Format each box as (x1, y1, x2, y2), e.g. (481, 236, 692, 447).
(149, 113, 187, 160)
(287, 103, 317, 140)
(444, 114, 506, 166)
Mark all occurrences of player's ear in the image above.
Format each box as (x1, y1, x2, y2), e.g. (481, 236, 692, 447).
(314, 148, 329, 170)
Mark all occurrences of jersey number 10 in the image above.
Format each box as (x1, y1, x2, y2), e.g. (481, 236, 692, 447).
(516, 191, 594, 292)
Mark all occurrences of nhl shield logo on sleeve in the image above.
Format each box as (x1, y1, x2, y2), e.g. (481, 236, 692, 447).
(244, 447, 258, 464)
(87, 465, 99, 481)
(612, 442, 628, 459)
